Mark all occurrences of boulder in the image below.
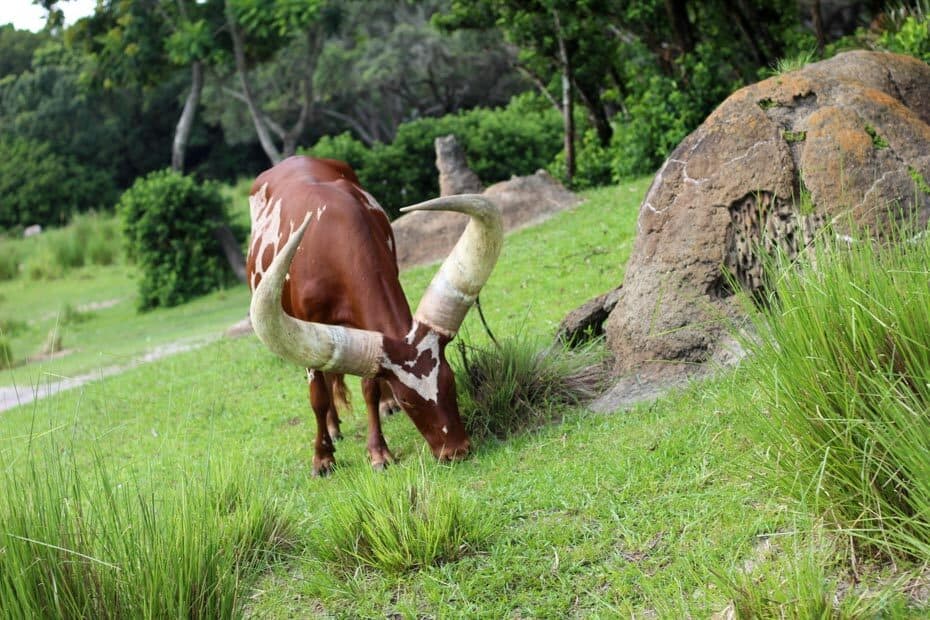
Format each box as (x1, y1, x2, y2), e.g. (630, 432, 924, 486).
(556, 286, 622, 346)
(436, 134, 483, 196)
(604, 50, 930, 373)
(393, 169, 581, 269)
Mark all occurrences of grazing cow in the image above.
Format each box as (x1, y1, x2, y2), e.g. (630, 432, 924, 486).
(247, 156, 502, 476)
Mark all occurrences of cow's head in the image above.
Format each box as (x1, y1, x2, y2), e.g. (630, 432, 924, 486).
(250, 195, 502, 460)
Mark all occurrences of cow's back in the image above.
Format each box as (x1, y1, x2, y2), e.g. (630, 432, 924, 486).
(247, 156, 408, 335)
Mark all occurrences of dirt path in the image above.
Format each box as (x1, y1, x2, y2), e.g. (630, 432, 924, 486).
(0, 338, 215, 413)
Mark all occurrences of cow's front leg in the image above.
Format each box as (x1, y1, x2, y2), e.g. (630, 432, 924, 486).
(362, 377, 395, 470)
(308, 370, 336, 476)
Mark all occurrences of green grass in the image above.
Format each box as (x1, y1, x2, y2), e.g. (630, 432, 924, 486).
(1, 175, 928, 617)
(740, 231, 930, 561)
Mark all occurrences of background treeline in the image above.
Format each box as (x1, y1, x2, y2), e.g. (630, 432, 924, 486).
(1, 0, 928, 230)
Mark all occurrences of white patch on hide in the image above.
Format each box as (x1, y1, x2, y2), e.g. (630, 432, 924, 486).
(307, 369, 315, 383)
(249, 184, 315, 292)
(381, 322, 440, 403)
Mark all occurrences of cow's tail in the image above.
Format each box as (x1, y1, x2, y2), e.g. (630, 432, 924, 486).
(331, 375, 352, 416)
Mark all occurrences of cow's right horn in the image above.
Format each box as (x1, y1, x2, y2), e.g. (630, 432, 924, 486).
(400, 194, 503, 336)
(250, 215, 384, 377)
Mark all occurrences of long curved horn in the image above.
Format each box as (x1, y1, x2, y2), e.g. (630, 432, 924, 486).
(250, 215, 383, 377)
(399, 194, 503, 336)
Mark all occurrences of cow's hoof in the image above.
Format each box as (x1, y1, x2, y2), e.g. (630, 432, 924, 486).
(312, 456, 336, 477)
(369, 446, 395, 471)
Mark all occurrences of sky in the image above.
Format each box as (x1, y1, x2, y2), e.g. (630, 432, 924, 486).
(0, 0, 97, 32)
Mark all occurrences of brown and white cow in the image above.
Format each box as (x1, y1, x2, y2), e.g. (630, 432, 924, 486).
(247, 156, 502, 476)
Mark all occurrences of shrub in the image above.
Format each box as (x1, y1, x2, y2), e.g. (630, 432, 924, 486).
(118, 169, 233, 310)
(454, 336, 606, 440)
(741, 231, 930, 560)
(0, 136, 117, 230)
(879, 3, 930, 63)
(311, 458, 494, 574)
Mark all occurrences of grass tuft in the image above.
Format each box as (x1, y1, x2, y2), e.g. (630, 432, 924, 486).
(0, 445, 296, 618)
(310, 457, 495, 574)
(741, 230, 930, 560)
(454, 336, 607, 440)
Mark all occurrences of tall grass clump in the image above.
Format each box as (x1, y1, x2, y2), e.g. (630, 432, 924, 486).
(310, 458, 495, 574)
(454, 336, 606, 440)
(14, 213, 124, 281)
(742, 231, 930, 559)
(0, 241, 22, 281)
(0, 447, 296, 618)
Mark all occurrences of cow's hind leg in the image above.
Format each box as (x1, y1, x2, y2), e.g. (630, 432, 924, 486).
(362, 378, 395, 470)
(378, 379, 401, 417)
(308, 370, 337, 476)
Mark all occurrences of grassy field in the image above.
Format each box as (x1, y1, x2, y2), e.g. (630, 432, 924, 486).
(1, 176, 927, 617)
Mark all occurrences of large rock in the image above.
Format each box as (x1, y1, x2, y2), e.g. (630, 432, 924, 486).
(436, 134, 484, 196)
(605, 51, 930, 373)
(393, 169, 581, 269)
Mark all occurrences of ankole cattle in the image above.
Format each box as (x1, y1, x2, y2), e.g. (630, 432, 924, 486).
(247, 156, 502, 476)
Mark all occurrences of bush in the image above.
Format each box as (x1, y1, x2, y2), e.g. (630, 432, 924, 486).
(742, 231, 930, 560)
(304, 96, 562, 216)
(0, 136, 117, 230)
(454, 337, 606, 440)
(118, 169, 233, 310)
(879, 12, 930, 63)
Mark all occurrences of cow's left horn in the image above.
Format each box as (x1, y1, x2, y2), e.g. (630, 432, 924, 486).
(400, 194, 503, 336)
(250, 215, 384, 377)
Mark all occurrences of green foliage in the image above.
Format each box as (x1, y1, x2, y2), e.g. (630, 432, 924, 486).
(782, 130, 807, 143)
(454, 337, 605, 440)
(606, 44, 742, 182)
(742, 232, 930, 560)
(0, 448, 295, 618)
(879, 11, 930, 63)
(0, 24, 49, 79)
(305, 97, 561, 214)
(310, 458, 495, 574)
(0, 137, 116, 230)
(865, 124, 889, 149)
(117, 169, 233, 310)
(908, 166, 930, 196)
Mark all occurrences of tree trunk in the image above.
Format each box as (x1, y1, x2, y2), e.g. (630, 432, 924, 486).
(574, 80, 613, 146)
(171, 60, 204, 172)
(226, 5, 282, 165)
(553, 10, 575, 185)
(811, 0, 825, 57)
(664, 0, 695, 55)
(215, 224, 248, 284)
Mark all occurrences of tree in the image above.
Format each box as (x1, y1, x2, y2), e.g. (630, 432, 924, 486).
(439, 0, 621, 185)
(0, 24, 50, 79)
(223, 0, 327, 165)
